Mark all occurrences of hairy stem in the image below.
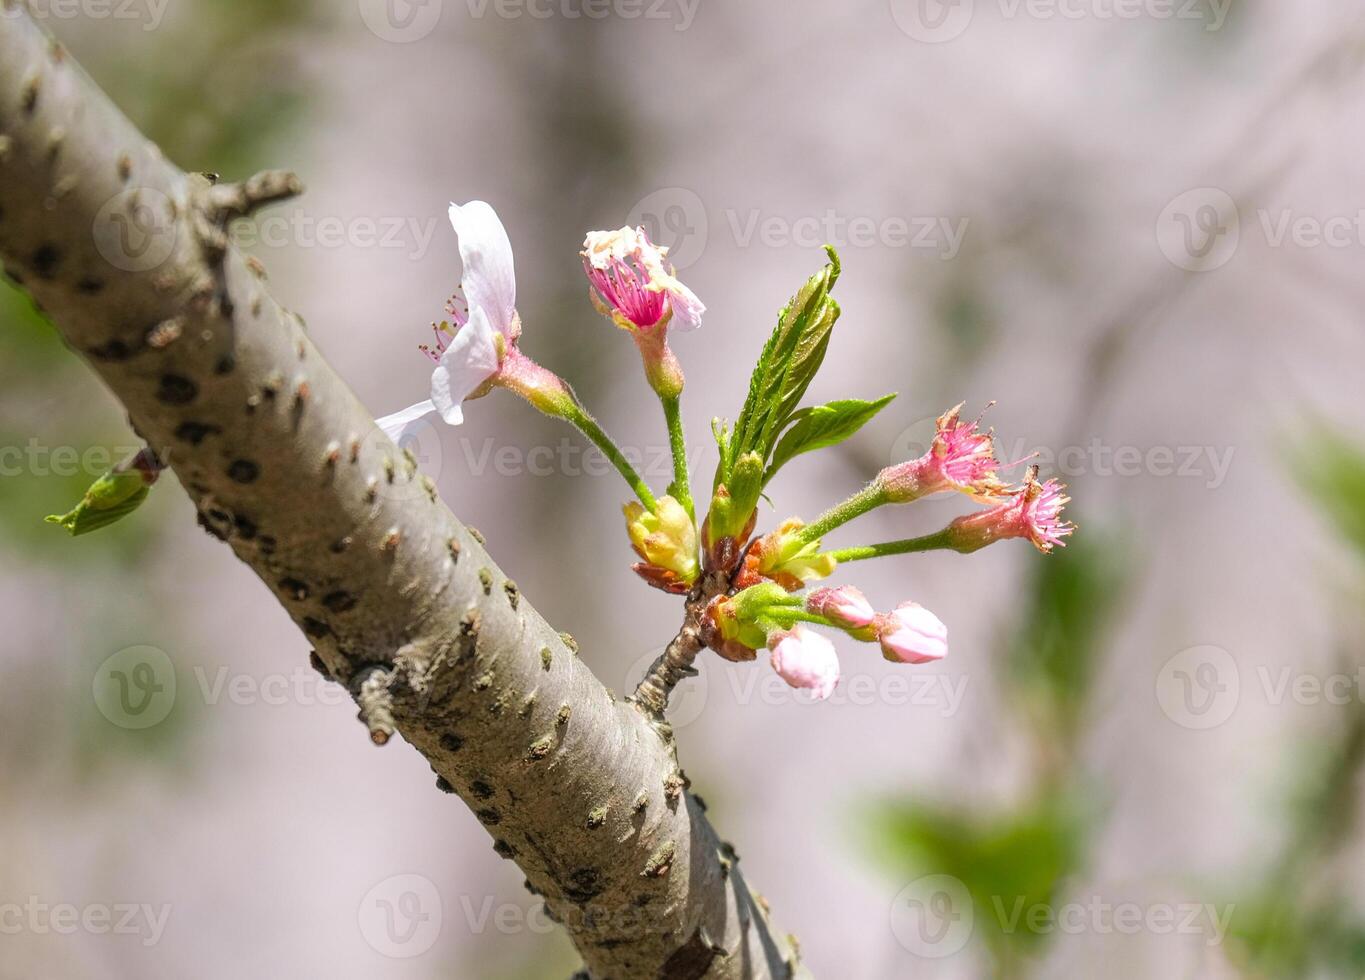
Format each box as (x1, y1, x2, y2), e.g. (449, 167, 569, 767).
(565, 401, 658, 513)
(828, 528, 955, 563)
(662, 393, 694, 519)
(798, 482, 887, 543)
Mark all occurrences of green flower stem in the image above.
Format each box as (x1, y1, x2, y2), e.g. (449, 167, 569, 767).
(661, 394, 694, 521)
(798, 482, 888, 543)
(827, 528, 956, 563)
(564, 403, 658, 513)
(762, 608, 834, 630)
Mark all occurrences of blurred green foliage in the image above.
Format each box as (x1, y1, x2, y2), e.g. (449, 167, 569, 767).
(1296, 425, 1365, 560)
(869, 527, 1130, 975)
(872, 794, 1090, 969)
(1223, 428, 1365, 978)
(1004, 531, 1130, 759)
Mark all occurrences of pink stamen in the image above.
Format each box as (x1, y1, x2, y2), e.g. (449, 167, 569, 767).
(585, 256, 669, 329)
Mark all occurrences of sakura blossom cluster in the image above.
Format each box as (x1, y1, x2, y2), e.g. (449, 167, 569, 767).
(376, 201, 1074, 707)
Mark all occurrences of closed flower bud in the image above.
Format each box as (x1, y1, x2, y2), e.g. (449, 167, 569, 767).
(876, 602, 948, 665)
(625, 495, 699, 592)
(768, 625, 840, 701)
(806, 586, 875, 629)
(741, 518, 837, 591)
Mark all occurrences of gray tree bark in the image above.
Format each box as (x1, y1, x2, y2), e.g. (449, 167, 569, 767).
(0, 7, 808, 977)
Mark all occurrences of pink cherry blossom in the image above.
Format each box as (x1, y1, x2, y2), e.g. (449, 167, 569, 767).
(806, 586, 876, 629)
(582, 226, 704, 333)
(378, 201, 517, 440)
(879, 403, 1014, 502)
(768, 625, 840, 701)
(947, 470, 1075, 554)
(877, 602, 948, 664)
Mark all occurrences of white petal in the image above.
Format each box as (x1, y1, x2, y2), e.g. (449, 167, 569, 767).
(430, 307, 500, 425)
(376, 399, 436, 442)
(449, 201, 516, 334)
(666, 282, 705, 332)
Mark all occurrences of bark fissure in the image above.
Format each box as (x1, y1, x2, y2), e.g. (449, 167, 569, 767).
(0, 9, 807, 978)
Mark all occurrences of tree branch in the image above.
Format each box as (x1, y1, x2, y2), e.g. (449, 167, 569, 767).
(0, 8, 806, 977)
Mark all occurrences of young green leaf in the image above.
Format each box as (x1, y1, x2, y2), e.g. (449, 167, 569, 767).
(46, 485, 151, 536)
(727, 247, 842, 472)
(764, 394, 896, 486)
(44, 449, 161, 538)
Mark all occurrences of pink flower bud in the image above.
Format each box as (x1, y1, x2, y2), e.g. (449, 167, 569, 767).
(877, 602, 948, 665)
(768, 625, 840, 701)
(806, 586, 875, 629)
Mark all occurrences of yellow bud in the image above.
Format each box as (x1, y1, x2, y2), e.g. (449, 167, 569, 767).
(624, 495, 699, 585)
(756, 518, 837, 589)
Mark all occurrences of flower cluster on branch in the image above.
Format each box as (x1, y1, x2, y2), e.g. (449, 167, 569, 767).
(369, 203, 1076, 703)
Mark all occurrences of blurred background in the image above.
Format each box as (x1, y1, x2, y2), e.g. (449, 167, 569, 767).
(4, 0, 1365, 976)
